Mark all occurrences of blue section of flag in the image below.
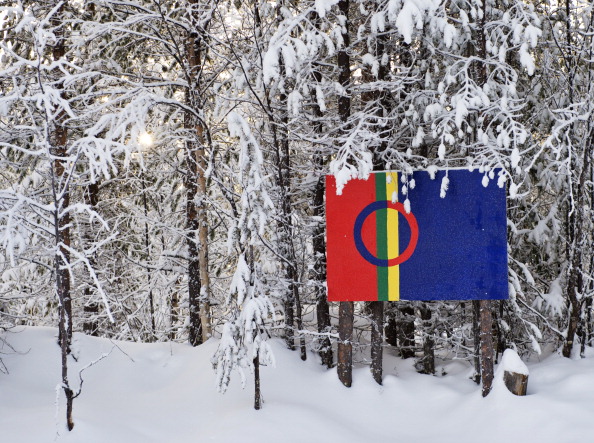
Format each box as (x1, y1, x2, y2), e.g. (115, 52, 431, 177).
(398, 169, 508, 301)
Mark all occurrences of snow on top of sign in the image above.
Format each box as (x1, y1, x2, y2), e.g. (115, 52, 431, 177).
(330, 166, 507, 196)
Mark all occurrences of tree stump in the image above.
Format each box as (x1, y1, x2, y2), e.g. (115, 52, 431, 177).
(503, 370, 528, 396)
(499, 349, 529, 396)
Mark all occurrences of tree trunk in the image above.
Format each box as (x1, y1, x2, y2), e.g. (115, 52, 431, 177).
(313, 175, 333, 368)
(479, 300, 494, 397)
(419, 303, 435, 375)
(494, 300, 506, 362)
(337, 301, 353, 387)
(584, 295, 592, 352)
(141, 174, 156, 340)
(51, 3, 74, 430)
(472, 300, 481, 383)
(503, 370, 528, 396)
(397, 305, 415, 359)
(335, 0, 353, 387)
(309, 9, 332, 368)
(169, 290, 179, 341)
(370, 301, 383, 384)
(185, 0, 214, 345)
(337, 0, 350, 122)
(196, 123, 211, 342)
(82, 182, 100, 336)
(254, 350, 261, 410)
(385, 307, 398, 346)
(563, 129, 592, 357)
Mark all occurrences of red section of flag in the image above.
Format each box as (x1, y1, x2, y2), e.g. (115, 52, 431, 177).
(326, 175, 378, 301)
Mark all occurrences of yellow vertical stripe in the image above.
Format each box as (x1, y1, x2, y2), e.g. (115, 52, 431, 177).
(385, 172, 400, 301)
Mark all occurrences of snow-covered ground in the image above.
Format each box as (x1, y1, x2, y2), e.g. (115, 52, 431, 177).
(1, 327, 593, 443)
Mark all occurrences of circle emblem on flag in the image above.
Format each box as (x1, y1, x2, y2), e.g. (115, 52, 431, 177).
(353, 200, 419, 267)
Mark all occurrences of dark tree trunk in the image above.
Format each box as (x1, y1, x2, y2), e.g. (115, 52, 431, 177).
(284, 297, 295, 350)
(584, 295, 592, 352)
(169, 290, 179, 341)
(185, 1, 208, 346)
(335, 0, 353, 387)
(290, 266, 306, 361)
(337, 301, 354, 387)
(309, 9, 333, 368)
(418, 304, 435, 375)
(141, 174, 156, 340)
(563, 130, 591, 357)
(494, 300, 506, 362)
(472, 300, 481, 384)
(479, 300, 494, 397)
(278, 72, 305, 358)
(469, 0, 494, 396)
(82, 304, 98, 336)
(385, 307, 398, 346)
(82, 182, 99, 336)
(184, 0, 216, 345)
(397, 305, 415, 359)
(370, 301, 384, 384)
(51, 3, 73, 430)
(313, 175, 332, 368)
(337, 0, 350, 122)
(254, 350, 261, 410)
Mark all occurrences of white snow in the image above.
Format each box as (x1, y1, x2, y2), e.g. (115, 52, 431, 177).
(2, 327, 594, 442)
(519, 43, 535, 75)
(315, 0, 340, 19)
(439, 175, 449, 198)
(498, 348, 529, 376)
(443, 23, 456, 48)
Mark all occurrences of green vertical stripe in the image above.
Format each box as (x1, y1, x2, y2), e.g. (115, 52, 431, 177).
(376, 173, 389, 301)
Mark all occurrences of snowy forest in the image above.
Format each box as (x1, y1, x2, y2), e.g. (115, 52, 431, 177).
(1, 0, 594, 440)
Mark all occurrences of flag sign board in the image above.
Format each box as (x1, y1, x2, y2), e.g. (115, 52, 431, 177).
(325, 169, 508, 302)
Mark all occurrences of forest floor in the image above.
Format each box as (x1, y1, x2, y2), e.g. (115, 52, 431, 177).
(1, 327, 593, 442)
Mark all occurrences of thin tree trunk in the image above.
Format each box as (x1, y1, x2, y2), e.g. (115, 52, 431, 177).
(141, 173, 156, 340)
(472, 300, 481, 384)
(185, 5, 203, 346)
(313, 176, 332, 368)
(479, 300, 494, 396)
(169, 290, 179, 341)
(494, 300, 506, 362)
(397, 306, 415, 359)
(337, 301, 353, 387)
(277, 46, 298, 353)
(370, 301, 383, 384)
(196, 122, 211, 342)
(385, 307, 398, 346)
(470, 0, 493, 396)
(254, 350, 261, 410)
(290, 265, 306, 361)
(419, 304, 435, 375)
(82, 182, 99, 336)
(563, 129, 592, 357)
(336, 0, 353, 386)
(585, 296, 593, 351)
(185, 0, 215, 345)
(309, 9, 332, 367)
(51, 3, 74, 430)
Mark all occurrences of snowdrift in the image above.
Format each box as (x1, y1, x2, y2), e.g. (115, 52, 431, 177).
(1, 327, 593, 443)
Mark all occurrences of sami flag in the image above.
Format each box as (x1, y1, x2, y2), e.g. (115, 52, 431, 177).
(325, 169, 508, 301)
